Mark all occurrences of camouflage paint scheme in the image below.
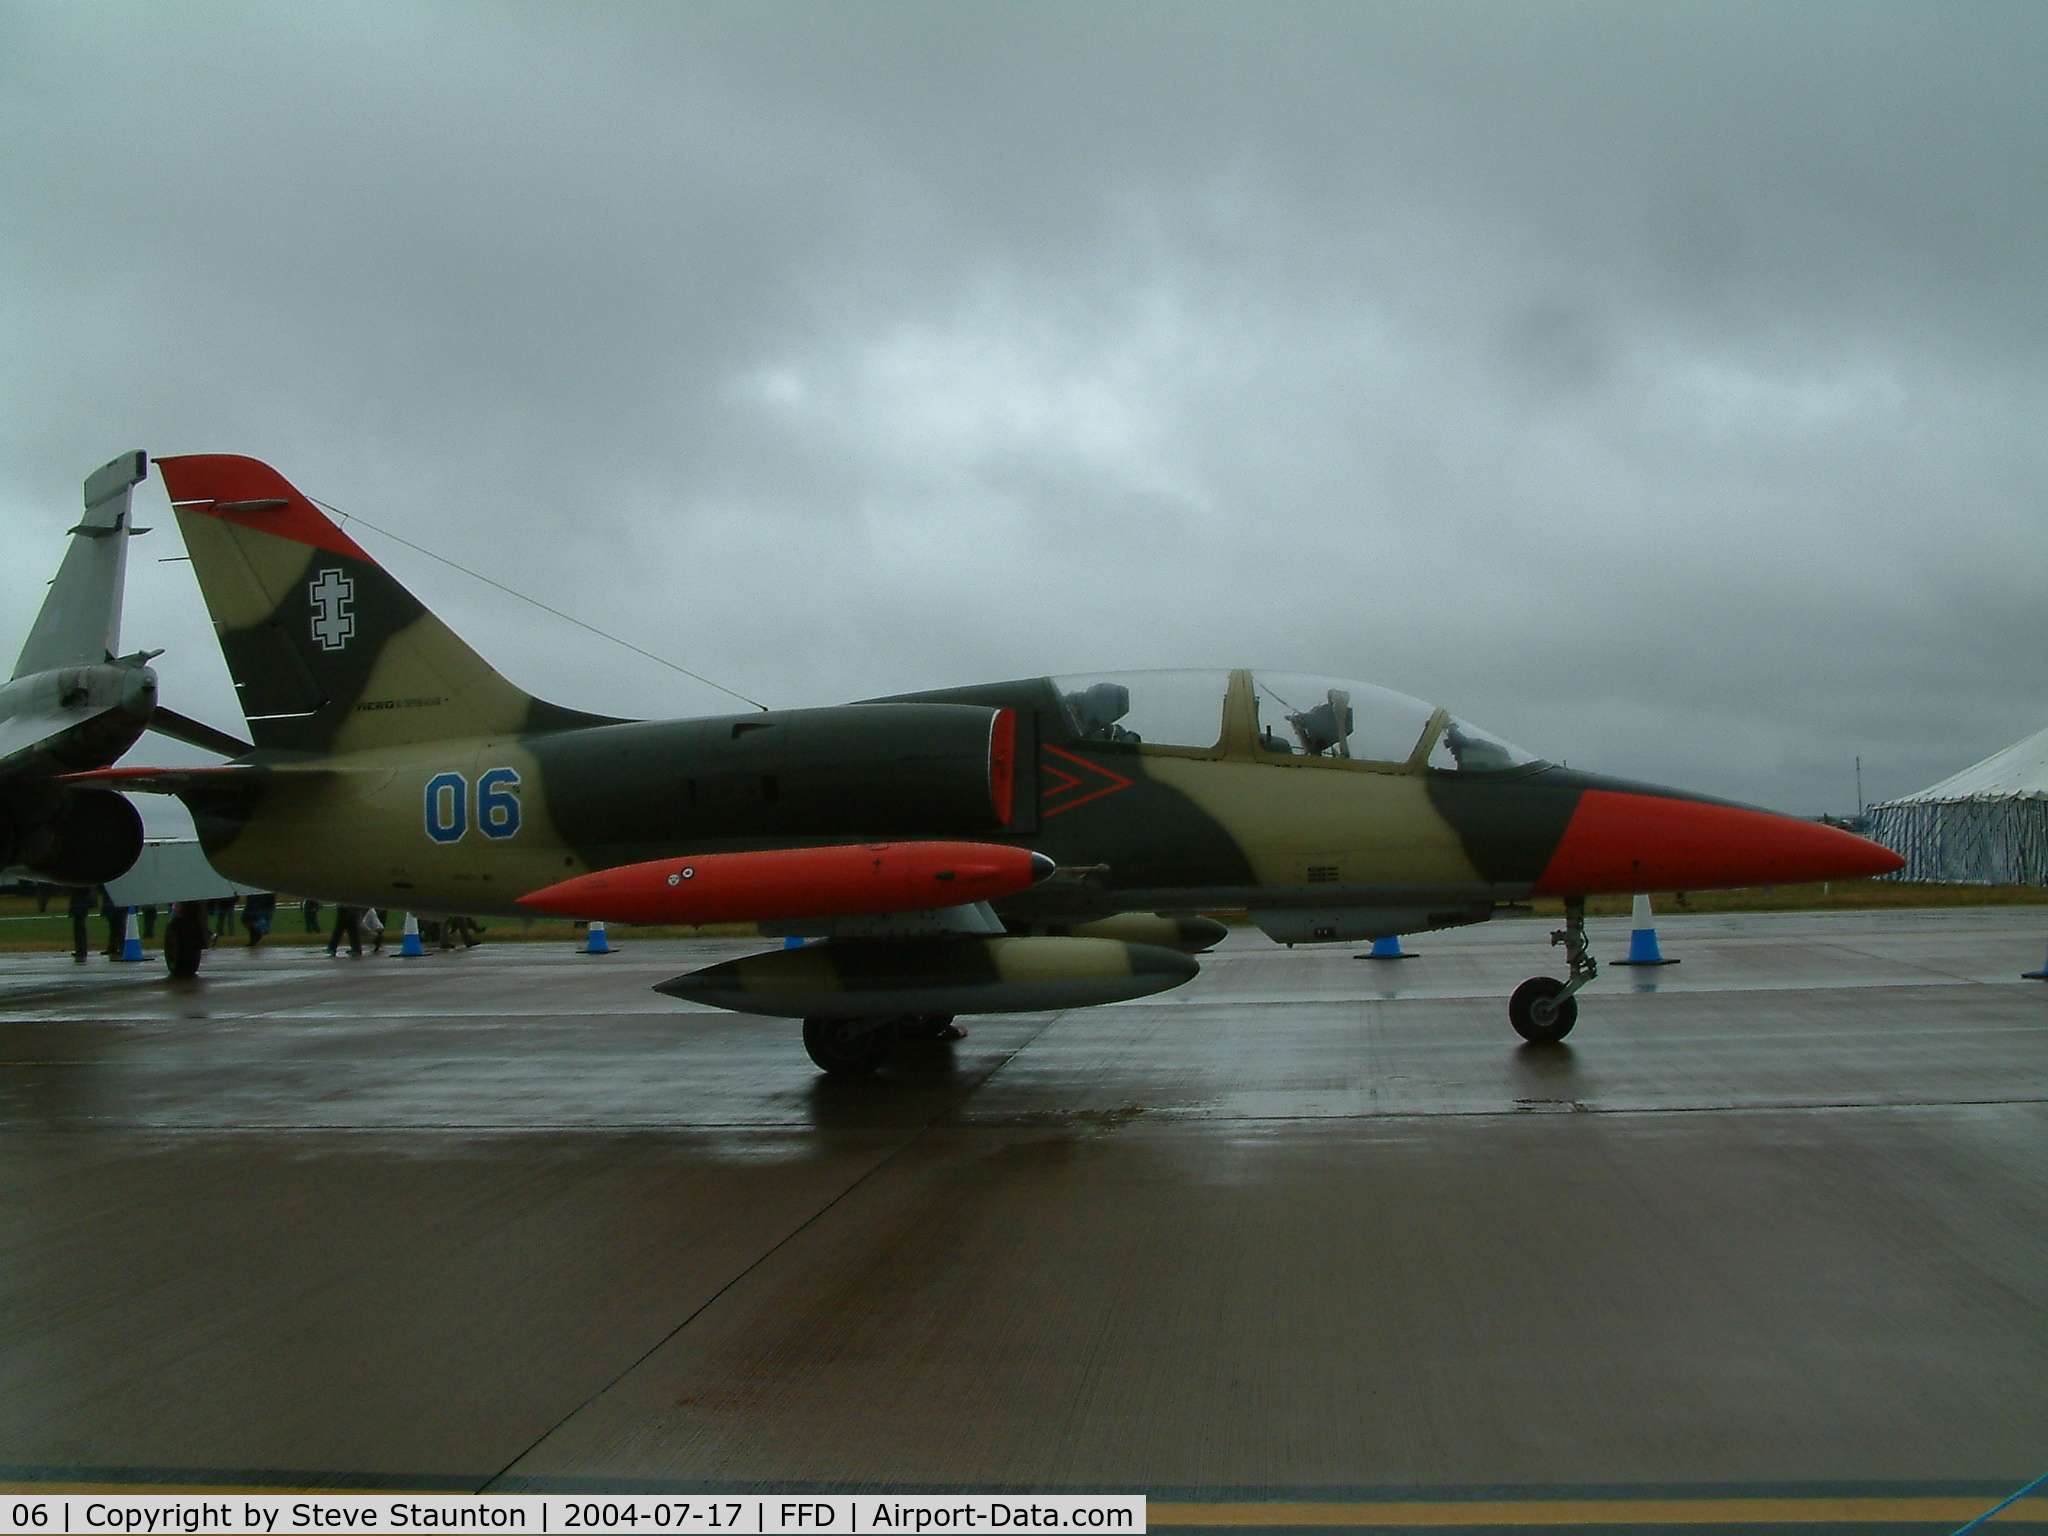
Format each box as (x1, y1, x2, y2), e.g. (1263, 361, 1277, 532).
(108, 456, 1897, 949)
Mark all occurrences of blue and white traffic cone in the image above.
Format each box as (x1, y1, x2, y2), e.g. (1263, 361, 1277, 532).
(1362, 934, 1416, 959)
(1614, 894, 1679, 966)
(2022, 940, 2048, 980)
(396, 913, 425, 958)
(118, 907, 144, 962)
(583, 920, 612, 955)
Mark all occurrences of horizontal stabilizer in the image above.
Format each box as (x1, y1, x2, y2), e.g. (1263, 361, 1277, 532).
(148, 706, 253, 759)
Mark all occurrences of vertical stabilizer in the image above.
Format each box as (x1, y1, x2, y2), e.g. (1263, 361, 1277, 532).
(11, 451, 148, 680)
(155, 454, 620, 754)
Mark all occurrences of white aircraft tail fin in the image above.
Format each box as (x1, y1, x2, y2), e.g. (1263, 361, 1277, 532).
(11, 450, 149, 680)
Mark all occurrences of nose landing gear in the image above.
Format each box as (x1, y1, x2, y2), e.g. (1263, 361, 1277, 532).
(1510, 896, 1596, 1044)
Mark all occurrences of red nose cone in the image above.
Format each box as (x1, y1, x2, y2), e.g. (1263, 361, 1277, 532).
(1531, 789, 1904, 897)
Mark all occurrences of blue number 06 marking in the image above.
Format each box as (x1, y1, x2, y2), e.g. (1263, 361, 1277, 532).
(478, 767, 522, 839)
(424, 772, 467, 844)
(423, 768, 520, 844)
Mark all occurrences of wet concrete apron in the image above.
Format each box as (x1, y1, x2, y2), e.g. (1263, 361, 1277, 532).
(1, 910, 2044, 1513)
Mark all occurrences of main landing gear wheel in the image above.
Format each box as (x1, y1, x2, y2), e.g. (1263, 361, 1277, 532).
(1509, 976, 1577, 1043)
(1509, 895, 1595, 1044)
(802, 1016, 894, 1075)
(163, 905, 207, 979)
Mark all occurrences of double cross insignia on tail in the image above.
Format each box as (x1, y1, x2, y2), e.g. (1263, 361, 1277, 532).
(308, 568, 355, 651)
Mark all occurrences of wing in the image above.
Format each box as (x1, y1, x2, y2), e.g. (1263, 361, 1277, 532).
(147, 706, 254, 758)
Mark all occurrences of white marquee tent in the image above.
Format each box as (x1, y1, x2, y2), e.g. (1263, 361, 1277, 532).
(1869, 726, 2048, 884)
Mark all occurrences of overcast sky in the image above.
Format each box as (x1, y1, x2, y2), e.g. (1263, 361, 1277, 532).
(5, 1, 2045, 823)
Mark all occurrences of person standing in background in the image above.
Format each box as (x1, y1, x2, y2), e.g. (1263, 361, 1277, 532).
(67, 886, 92, 962)
(241, 892, 275, 947)
(97, 887, 125, 958)
(326, 904, 363, 958)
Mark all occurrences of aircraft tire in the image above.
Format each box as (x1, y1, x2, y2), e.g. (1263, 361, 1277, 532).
(802, 1016, 893, 1075)
(163, 908, 206, 979)
(1509, 976, 1576, 1044)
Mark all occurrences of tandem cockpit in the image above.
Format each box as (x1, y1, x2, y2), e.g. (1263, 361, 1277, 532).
(1050, 668, 1542, 772)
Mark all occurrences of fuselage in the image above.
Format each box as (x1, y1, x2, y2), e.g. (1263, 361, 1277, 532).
(173, 668, 1897, 927)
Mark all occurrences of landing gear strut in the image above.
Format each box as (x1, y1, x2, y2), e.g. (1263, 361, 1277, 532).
(1509, 896, 1595, 1044)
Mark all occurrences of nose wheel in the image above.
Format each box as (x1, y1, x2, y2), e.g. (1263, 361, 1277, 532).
(1511, 897, 1595, 1044)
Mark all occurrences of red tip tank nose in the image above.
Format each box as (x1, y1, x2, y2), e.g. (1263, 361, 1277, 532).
(1530, 789, 1904, 897)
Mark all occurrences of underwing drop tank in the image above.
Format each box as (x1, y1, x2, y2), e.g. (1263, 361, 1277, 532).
(654, 935, 1199, 1019)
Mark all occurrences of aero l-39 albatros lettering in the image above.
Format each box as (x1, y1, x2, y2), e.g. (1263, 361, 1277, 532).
(77, 456, 1901, 1072)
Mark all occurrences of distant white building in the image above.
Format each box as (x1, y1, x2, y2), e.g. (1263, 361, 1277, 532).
(1869, 727, 2048, 884)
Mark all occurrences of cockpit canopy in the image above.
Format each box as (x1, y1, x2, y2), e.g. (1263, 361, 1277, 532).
(1050, 669, 1541, 771)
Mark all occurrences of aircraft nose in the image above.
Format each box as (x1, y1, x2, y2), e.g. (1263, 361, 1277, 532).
(1530, 786, 1904, 897)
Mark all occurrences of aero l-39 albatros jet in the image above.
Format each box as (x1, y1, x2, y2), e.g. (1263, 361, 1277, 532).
(1, 452, 247, 891)
(78, 455, 1901, 1072)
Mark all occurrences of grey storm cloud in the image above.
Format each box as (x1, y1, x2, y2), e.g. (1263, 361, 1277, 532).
(3, 0, 2045, 818)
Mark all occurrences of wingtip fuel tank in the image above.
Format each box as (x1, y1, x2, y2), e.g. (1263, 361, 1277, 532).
(518, 841, 1055, 926)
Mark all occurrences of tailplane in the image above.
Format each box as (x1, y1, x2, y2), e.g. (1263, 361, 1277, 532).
(155, 455, 621, 754)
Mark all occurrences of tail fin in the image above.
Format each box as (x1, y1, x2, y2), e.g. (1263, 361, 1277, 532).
(12, 450, 148, 680)
(155, 455, 621, 755)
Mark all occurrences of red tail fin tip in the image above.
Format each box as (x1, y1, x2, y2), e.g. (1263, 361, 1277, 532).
(155, 454, 372, 563)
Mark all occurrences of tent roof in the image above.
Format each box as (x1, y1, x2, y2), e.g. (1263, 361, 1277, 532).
(1880, 724, 2048, 804)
